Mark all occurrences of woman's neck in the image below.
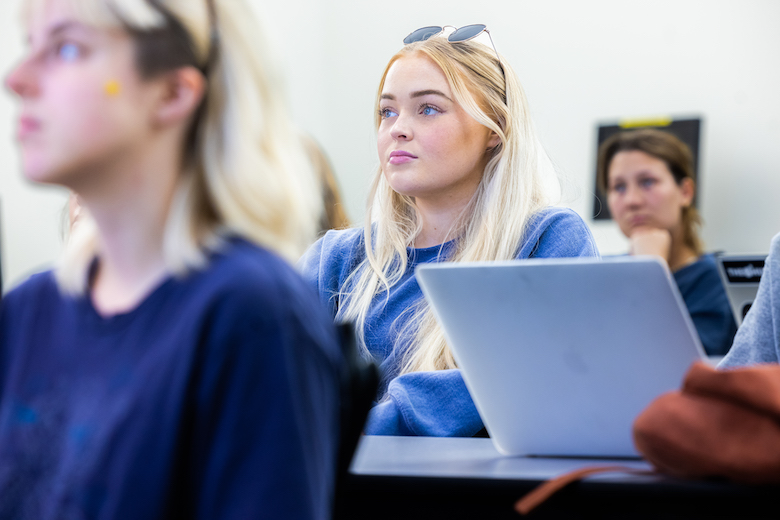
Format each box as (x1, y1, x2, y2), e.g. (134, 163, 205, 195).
(667, 228, 698, 272)
(79, 139, 182, 316)
(413, 196, 473, 249)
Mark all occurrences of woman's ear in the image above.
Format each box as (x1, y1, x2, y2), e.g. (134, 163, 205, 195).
(680, 177, 695, 207)
(487, 131, 501, 150)
(153, 66, 206, 128)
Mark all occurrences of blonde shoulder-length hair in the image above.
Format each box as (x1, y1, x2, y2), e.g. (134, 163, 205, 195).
(337, 36, 559, 374)
(28, 0, 321, 294)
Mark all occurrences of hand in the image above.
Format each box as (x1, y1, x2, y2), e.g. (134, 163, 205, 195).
(629, 227, 672, 263)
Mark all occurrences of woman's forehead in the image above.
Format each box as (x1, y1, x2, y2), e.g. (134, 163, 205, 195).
(25, 0, 164, 34)
(382, 54, 451, 97)
(27, 0, 104, 29)
(609, 150, 670, 176)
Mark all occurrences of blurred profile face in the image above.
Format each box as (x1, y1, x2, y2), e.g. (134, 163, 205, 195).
(5, 0, 164, 189)
(376, 53, 497, 208)
(606, 150, 694, 238)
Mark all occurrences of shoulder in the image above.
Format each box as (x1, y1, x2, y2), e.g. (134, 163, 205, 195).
(3, 269, 59, 298)
(300, 228, 365, 270)
(769, 233, 780, 266)
(518, 207, 599, 259)
(757, 232, 780, 283)
(189, 238, 338, 357)
(529, 206, 587, 228)
(719, 235, 780, 367)
(298, 227, 367, 302)
(199, 237, 324, 319)
(674, 254, 720, 287)
(178, 239, 343, 393)
(201, 238, 299, 296)
(771, 233, 780, 253)
(0, 271, 72, 354)
(0, 270, 62, 318)
(677, 253, 719, 277)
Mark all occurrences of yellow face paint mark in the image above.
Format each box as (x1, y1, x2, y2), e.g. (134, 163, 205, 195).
(104, 80, 121, 97)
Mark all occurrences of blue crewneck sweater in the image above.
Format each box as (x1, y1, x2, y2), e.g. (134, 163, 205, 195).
(300, 207, 599, 436)
(0, 237, 342, 520)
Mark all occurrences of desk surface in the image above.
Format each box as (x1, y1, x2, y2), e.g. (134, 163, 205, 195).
(351, 435, 654, 482)
(337, 435, 776, 520)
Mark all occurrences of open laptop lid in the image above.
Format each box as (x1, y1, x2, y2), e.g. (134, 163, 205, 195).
(417, 256, 704, 458)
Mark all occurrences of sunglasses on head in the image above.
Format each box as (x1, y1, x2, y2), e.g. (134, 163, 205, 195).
(402, 24, 505, 82)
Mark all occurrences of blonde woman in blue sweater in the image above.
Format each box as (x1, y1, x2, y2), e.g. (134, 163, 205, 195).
(302, 25, 598, 437)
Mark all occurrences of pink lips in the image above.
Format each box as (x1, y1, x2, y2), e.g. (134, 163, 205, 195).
(389, 150, 417, 165)
(17, 116, 41, 140)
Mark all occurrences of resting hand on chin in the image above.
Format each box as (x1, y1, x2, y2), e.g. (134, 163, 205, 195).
(629, 226, 672, 264)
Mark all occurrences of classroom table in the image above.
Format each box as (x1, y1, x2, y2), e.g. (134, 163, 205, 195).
(334, 435, 777, 519)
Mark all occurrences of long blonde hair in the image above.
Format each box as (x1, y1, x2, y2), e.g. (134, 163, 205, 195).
(337, 37, 559, 374)
(26, 0, 321, 293)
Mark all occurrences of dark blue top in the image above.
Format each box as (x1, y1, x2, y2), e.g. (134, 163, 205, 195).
(300, 207, 599, 436)
(674, 253, 737, 356)
(0, 237, 342, 520)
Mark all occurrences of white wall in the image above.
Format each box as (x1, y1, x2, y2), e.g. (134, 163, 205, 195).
(2, 0, 779, 289)
(261, 0, 780, 257)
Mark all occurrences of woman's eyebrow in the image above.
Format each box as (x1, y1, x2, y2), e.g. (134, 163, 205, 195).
(410, 89, 452, 101)
(48, 21, 92, 39)
(379, 90, 453, 102)
(29, 21, 90, 45)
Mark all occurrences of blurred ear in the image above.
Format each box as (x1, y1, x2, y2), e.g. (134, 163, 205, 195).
(153, 66, 205, 128)
(487, 131, 501, 150)
(680, 177, 695, 207)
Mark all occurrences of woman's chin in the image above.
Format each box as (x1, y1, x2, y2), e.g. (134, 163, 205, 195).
(387, 183, 420, 198)
(21, 160, 66, 186)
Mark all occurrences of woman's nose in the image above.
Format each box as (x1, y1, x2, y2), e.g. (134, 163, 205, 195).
(624, 184, 643, 206)
(6, 57, 38, 98)
(390, 115, 413, 141)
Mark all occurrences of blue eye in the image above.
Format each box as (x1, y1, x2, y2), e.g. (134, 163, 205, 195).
(379, 108, 398, 119)
(58, 43, 81, 62)
(611, 183, 626, 194)
(640, 178, 656, 189)
(421, 105, 440, 116)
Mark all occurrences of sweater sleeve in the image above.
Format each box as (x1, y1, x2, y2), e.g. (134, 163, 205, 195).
(189, 281, 341, 520)
(720, 234, 780, 367)
(520, 207, 600, 260)
(298, 229, 365, 317)
(298, 235, 331, 311)
(364, 369, 483, 437)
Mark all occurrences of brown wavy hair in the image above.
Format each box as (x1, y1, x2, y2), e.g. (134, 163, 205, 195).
(597, 128, 703, 256)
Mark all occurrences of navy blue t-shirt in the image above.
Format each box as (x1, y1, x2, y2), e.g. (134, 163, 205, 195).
(674, 253, 738, 356)
(0, 237, 342, 520)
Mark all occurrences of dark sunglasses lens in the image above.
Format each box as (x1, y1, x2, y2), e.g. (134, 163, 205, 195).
(449, 24, 487, 42)
(403, 26, 443, 44)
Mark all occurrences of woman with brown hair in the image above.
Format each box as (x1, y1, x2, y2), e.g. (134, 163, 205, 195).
(597, 128, 736, 356)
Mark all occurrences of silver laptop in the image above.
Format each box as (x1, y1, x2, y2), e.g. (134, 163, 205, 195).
(416, 256, 705, 458)
(715, 254, 766, 326)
